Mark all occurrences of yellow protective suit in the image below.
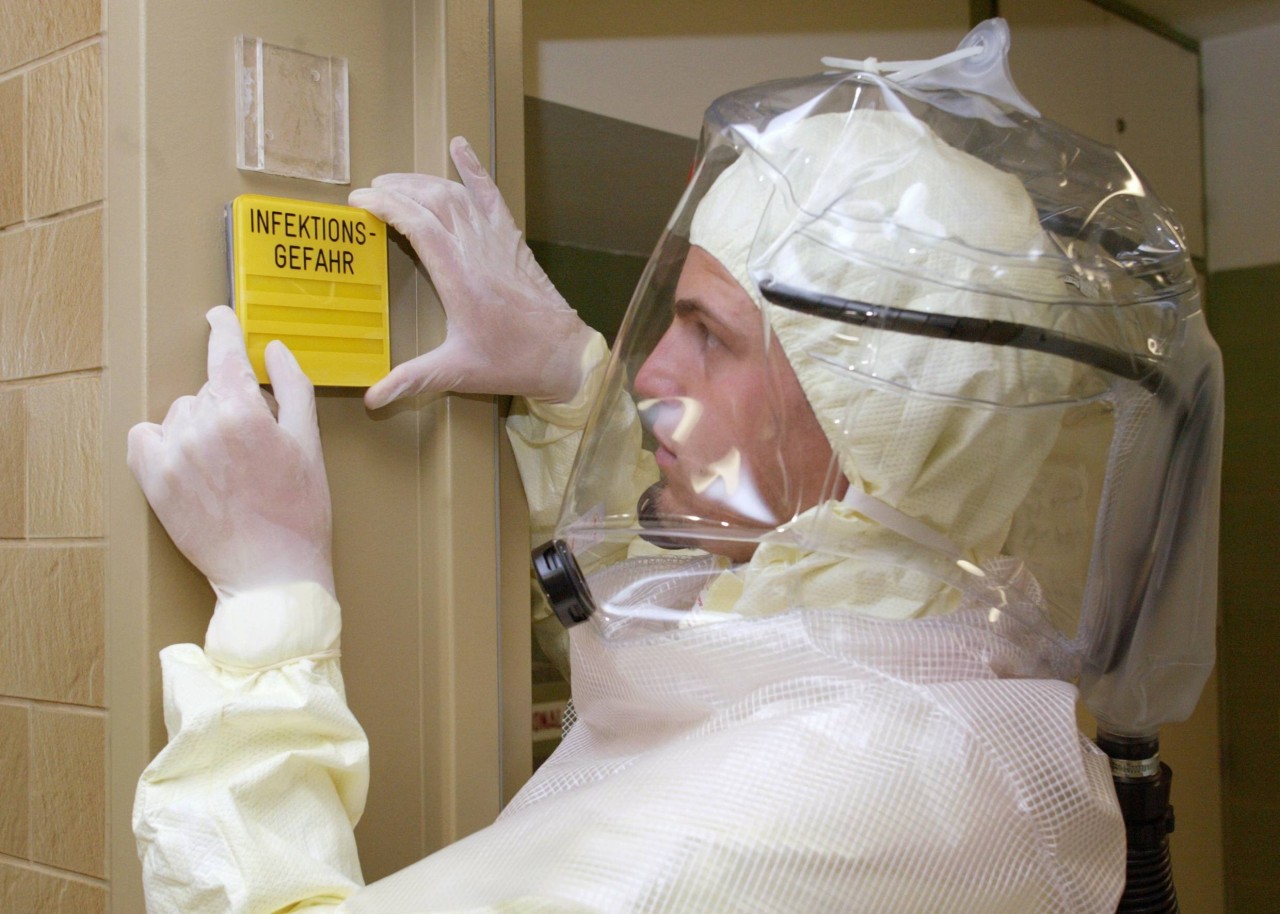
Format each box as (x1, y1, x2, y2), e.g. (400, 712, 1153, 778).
(134, 333, 1123, 913)
(134, 338, 607, 914)
(135, 107, 1125, 914)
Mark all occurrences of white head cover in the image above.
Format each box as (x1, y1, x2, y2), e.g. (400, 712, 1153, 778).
(679, 109, 1079, 627)
(692, 108, 1071, 561)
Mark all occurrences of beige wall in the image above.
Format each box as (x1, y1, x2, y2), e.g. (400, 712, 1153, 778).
(97, 2, 529, 908)
(0, 0, 108, 910)
(525, 0, 968, 138)
(1203, 20, 1280, 272)
(1002, 0, 1205, 258)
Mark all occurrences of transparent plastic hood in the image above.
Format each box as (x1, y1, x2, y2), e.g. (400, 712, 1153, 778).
(535, 20, 1222, 739)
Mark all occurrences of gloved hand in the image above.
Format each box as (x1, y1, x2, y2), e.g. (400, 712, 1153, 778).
(350, 136, 598, 410)
(127, 307, 335, 601)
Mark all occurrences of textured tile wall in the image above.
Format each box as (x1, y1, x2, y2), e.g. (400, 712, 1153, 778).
(0, 858, 107, 913)
(0, 75, 20, 226)
(0, 388, 24, 536)
(0, 210, 104, 380)
(0, 0, 108, 902)
(26, 43, 102, 219)
(0, 545, 105, 705)
(30, 708, 105, 877)
(0, 0, 100, 74)
(26, 377, 103, 537)
(0, 703, 29, 858)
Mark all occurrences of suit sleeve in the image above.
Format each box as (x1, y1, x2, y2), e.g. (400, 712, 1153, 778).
(134, 583, 368, 914)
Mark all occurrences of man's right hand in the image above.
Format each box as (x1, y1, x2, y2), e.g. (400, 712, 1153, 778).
(127, 306, 336, 601)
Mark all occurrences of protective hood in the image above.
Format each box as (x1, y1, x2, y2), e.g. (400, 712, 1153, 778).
(513, 20, 1222, 912)
(534, 18, 1222, 739)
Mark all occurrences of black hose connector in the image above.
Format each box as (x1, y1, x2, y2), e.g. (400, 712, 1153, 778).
(1096, 732, 1179, 914)
(532, 539, 595, 628)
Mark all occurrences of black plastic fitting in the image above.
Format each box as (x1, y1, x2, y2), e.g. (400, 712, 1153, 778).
(532, 539, 595, 628)
(1097, 732, 1179, 914)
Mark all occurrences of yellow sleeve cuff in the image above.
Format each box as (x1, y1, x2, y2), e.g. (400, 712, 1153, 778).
(525, 331, 609, 430)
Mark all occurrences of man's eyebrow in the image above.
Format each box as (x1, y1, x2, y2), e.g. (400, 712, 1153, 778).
(673, 296, 731, 331)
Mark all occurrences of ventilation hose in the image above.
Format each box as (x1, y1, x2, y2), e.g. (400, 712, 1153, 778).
(1096, 732, 1179, 913)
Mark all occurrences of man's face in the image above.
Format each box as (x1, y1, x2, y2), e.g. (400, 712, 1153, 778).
(633, 245, 839, 562)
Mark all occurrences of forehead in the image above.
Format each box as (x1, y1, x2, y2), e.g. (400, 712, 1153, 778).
(675, 246, 764, 328)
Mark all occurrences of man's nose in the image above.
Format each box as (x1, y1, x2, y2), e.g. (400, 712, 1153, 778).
(633, 326, 683, 399)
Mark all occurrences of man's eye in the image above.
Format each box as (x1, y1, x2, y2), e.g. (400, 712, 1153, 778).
(689, 320, 722, 351)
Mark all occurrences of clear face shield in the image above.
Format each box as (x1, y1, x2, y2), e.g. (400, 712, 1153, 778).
(532, 20, 1222, 740)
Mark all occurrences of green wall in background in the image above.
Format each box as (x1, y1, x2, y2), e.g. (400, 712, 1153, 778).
(528, 241, 648, 345)
(523, 99, 692, 772)
(524, 96, 695, 346)
(1206, 263, 1280, 912)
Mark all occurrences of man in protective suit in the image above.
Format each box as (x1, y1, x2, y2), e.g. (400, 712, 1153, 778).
(130, 21, 1220, 914)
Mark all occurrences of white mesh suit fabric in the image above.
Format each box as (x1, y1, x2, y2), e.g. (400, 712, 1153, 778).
(341, 586, 1122, 912)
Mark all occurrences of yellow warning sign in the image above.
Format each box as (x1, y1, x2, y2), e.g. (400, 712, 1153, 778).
(226, 194, 390, 387)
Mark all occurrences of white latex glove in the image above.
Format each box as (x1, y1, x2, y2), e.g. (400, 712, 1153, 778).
(350, 136, 597, 410)
(127, 307, 335, 601)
